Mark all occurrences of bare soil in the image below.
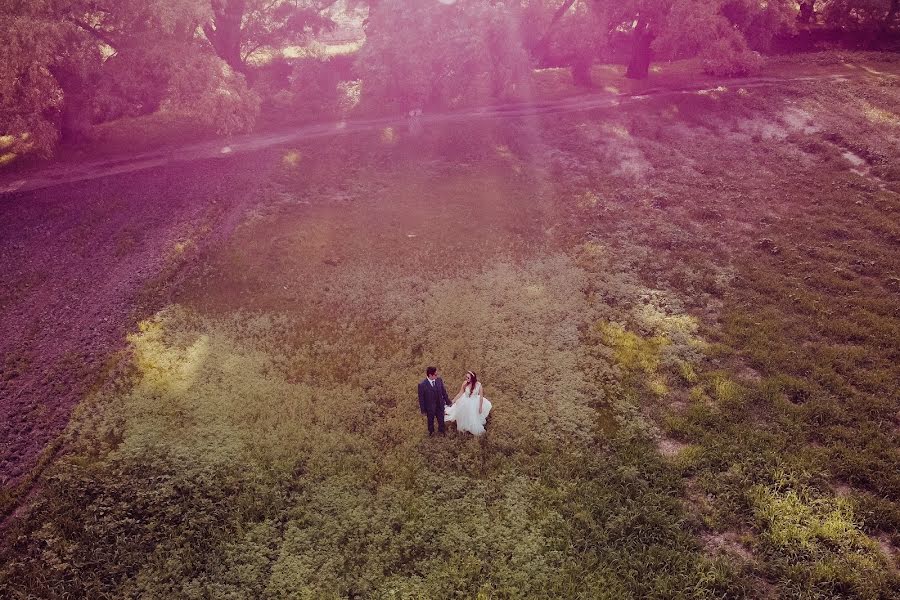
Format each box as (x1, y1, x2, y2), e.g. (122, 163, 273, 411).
(0, 153, 276, 491)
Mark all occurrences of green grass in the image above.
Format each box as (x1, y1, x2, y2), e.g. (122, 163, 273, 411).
(2, 69, 900, 598)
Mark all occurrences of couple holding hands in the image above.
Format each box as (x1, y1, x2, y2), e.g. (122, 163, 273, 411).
(417, 367, 492, 436)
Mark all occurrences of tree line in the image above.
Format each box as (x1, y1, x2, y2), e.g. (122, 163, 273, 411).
(2, 0, 897, 158)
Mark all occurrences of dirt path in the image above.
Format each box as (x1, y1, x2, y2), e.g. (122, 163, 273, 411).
(1, 67, 894, 196)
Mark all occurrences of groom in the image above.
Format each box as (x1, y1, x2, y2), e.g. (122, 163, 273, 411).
(418, 366, 450, 436)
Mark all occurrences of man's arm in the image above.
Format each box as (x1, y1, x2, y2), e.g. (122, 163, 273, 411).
(418, 382, 426, 413)
(439, 379, 450, 405)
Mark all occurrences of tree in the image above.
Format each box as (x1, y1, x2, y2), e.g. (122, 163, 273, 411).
(518, 0, 606, 86)
(821, 0, 899, 28)
(1, 0, 259, 156)
(530, 0, 577, 60)
(202, 0, 339, 72)
(355, 0, 531, 111)
(66, 1, 213, 136)
(0, 5, 67, 155)
(0, 0, 111, 150)
(583, 0, 795, 80)
(798, 0, 817, 23)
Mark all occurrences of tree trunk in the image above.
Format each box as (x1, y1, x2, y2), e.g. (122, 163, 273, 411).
(625, 19, 653, 80)
(798, 1, 815, 25)
(571, 58, 592, 87)
(60, 96, 93, 143)
(205, 0, 246, 72)
(49, 62, 94, 143)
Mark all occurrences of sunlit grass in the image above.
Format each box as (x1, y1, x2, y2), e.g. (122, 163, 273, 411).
(282, 40, 362, 59)
(281, 149, 303, 167)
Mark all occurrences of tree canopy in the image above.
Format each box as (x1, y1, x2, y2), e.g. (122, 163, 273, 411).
(819, 0, 899, 27)
(204, 0, 339, 71)
(511, 0, 797, 81)
(582, 0, 797, 79)
(2, 0, 898, 158)
(1, 0, 261, 155)
(355, 0, 530, 110)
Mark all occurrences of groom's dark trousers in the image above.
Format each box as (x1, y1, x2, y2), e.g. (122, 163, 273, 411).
(418, 377, 450, 435)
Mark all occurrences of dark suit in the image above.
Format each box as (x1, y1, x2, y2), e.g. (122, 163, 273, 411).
(418, 377, 450, 434)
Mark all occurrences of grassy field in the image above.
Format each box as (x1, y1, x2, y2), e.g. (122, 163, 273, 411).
(1, 66, 899, 598)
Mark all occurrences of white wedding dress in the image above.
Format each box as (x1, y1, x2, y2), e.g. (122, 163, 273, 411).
(445, 383, 492, 436)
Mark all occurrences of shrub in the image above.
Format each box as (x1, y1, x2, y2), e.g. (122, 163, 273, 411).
(266, 54, 348, 123)
(161, 53, 260, 136)
(701, 38, 764, 77)
(248, 56, 295, 98)
(91, 44, 261, 137)
(92, 42, 185, 123)
(721, 0, 796, 52)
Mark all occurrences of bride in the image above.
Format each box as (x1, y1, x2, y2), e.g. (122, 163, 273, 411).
(445, 371, 492, 436)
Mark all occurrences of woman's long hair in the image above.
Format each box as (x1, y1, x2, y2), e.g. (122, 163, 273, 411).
(466, 371, 478, 395)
